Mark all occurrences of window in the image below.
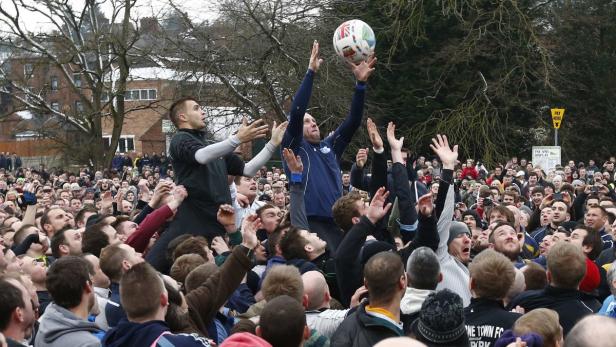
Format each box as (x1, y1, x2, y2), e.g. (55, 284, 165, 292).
(73, 74, 81, 88)
(24, 64, 33, 77)
(75, 101, 83, 112)
(50, 102, 60, 111)
(122, 88, 157, 101)
(103, 135, 135, 153)
(50, 77, 58, 91)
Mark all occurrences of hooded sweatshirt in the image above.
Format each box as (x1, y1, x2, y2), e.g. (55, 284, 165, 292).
(35, 303, 103, 347)
(102, 320, 211, 347)
(400, 287, 434, 334)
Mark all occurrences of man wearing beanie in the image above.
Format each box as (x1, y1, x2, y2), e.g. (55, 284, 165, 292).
(464, 250, 521, 346)
(410, 289, 470, 346)
(220, 333, 272, 347)
(431, 135, 472, 306)
(331, 252, 406, 346)
(447, 222, 472, 265)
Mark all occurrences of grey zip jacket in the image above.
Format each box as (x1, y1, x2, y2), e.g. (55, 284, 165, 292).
(35, 303, 102, 347)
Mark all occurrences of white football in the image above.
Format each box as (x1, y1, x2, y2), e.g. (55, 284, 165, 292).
(333, 19, 376, 63)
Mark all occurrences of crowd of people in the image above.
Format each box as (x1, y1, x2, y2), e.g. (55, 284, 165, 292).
(1, 41, 616, 347)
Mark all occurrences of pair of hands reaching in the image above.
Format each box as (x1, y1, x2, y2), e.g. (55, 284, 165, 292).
(308, 40, 376, 82)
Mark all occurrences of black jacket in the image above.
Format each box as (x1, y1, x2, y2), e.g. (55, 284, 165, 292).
(464, 298, 521, 346)
(335, 216, 378, 307)
(507, 286, 597, 335)
(330, 302, 403, 347)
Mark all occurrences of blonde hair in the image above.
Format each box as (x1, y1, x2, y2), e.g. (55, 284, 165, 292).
(262, 265, 303, 302)
(513, 309, 562, 347)
(469, 249, 515, 300)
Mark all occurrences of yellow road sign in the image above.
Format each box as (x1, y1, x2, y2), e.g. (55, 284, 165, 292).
(551, 108, 565, 129)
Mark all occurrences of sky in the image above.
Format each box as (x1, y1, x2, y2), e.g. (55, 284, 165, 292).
(0, 0, 219, 34)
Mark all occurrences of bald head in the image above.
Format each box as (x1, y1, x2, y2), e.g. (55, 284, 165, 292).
(302, 270, 329, 311)
(565, 315, 616, 347)
(374, 337, 427, 347)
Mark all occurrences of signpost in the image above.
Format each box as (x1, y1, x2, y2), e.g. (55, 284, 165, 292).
(532, 146, 561, 172)
(550, 108, 565, 146)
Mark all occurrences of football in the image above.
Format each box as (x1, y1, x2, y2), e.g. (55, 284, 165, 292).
(332, 19, 376, 63)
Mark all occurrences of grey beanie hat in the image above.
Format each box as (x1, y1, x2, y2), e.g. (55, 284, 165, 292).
(448, 221, 471, 245)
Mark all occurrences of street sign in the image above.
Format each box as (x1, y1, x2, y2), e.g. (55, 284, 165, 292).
(532, 146, 561, 172)
(162, 119, 176, 133)
(551, 108, 565, 129)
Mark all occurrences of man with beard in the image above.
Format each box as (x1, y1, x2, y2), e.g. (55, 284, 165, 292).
(281, 41, 376, 254)
(489, 221, 524, 267)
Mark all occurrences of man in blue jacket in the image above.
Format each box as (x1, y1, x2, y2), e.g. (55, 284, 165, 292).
(282, 41, 376, 254)
(102, 262, 213, 347)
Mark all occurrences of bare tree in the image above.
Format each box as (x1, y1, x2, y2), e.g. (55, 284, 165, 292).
(0, 0, 157, 169)
(149, 0, 375, 146)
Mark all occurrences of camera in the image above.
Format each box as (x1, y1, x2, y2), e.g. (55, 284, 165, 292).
(483, 198, 493, 207)
(553, 192, 563, 201)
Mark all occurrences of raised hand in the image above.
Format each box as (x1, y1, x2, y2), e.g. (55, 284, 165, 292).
(100, 191, 113, 213)
(211, 236, 230, 255)
(309, 40, 323, 72)
(417, 193, 434, 217)
(348, 55, 377, 82)
(240, 213, 261, 249)
(269, 121, 289, 146)
(366, 118, 383, 151)
(282, 148, 303, 173)
(217, 204, 236, 232)
(236, 118, 269, 143)
(172, 185, 188, 203)
(366, 187, 392, 224)
(236, 193, 250, 208)
(386, 122, 404, 151)
(151, 181, 172, 207)
(429, 134, 458, 170)
(356, 148, 368, 169)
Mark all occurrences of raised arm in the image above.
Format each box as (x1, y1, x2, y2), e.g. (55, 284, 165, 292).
(398, 194, 440, 263)
(127, 185, 185, 252)
(282, 41, 321, 150)
(330, 57, 377, 156)
(429, 135, 458, 260)
(283, 148, 310, 230)
(243, 121, 288, 176)
(362, 118, 385, 197)
(387, 122, 417, 227)
(335, 187, 392, 306)
(185, 215, 258, 324)
(350, 148, 371, 191)
(193, 118, 269, 164)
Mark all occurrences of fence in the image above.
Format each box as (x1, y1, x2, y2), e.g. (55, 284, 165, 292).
(0, 139, 60, 157)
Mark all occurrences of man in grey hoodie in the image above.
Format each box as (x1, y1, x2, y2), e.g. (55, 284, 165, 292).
(35, 256, 103, 347)
(400, 247, 441, 334)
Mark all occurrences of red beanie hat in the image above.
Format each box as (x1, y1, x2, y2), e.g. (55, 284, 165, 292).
(220, 333, 273, 347)
(579, 258, 600, 293)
